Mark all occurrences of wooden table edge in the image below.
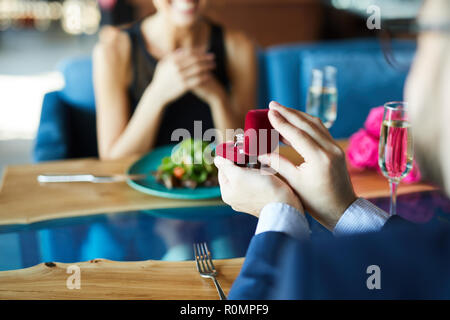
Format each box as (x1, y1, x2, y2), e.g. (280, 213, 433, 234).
(0, 257, 245, 300)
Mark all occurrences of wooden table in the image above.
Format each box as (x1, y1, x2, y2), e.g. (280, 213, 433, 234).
(0, 258, 244, 299)
(0, 156, 223, 225)
(0, 142, 436, 299)
(0, 143, 435, 225)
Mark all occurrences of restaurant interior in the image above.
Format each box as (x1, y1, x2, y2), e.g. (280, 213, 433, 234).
(0, 0, 449, 300)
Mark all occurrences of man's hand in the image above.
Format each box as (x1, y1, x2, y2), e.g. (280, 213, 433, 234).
(258, 101, 357, 230)
(214, 156, 303, 217)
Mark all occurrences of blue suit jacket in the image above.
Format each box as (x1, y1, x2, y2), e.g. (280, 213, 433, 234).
(228, 216, 450, 299)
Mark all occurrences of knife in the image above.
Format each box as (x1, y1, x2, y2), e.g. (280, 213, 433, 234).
(37, 174, 149, 183)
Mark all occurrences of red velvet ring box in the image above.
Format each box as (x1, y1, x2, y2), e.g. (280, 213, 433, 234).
(216, 109, 277, 165)
(215, 141, 247, 164)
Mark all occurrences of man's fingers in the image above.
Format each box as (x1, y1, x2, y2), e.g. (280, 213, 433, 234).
(258, 153, 298, 183)
(214, 156, 241, 178)
(268, 109, 322, 161)
(269, 101, 334, 147)
(214, 155, 234, 168)
(217, 169, 228, 185)
(280, 136, 291, 146)
(214, 156, 264, 181)
(298, 111, 333, 138)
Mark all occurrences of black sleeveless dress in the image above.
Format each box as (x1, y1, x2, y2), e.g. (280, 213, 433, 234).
(124, 20, 230, 147)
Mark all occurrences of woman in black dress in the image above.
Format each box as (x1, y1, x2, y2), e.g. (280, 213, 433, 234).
(93, 0, 257, 159)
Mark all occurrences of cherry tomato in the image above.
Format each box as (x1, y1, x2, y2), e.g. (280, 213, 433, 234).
(173, 166, 185, 179)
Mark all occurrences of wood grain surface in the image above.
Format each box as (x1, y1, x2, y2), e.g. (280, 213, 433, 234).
(0, 258, 244, 300)
(0, 156, 224, 225)
(0, 143, 436, 226)
(0, 142, 437, 300)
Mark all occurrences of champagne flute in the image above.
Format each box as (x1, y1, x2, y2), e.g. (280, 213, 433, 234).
(378, 101, 414, 216)
(306, 66, 338, 129)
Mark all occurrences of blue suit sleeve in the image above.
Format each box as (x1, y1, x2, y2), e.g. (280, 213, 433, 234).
(228, 232, 305, 300)
(229, 216, 450, 299)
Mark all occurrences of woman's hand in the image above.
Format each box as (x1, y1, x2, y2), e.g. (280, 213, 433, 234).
(191, 73, 227, 106)
(214, 156, 303, 217)
(258, 101, 357, 230)
(148, 48, 216, 106)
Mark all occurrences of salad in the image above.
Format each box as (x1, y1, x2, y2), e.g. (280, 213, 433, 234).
(153, 139, 218, 189)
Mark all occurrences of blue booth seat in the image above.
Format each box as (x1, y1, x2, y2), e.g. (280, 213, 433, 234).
(298, 39, 415, 138)
(33, 39, 415, 162)
(33, 57, 98, 162)
(261, 38, 415, 138)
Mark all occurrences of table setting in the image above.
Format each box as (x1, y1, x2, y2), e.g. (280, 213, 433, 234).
(0, 81, 443, 300)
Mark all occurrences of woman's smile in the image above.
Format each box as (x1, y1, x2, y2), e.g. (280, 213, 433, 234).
(170, 0, 199, 17)
(170, 0, 198, 14)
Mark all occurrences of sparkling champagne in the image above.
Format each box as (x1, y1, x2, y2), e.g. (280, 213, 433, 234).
(306, 86, 337, 129)
(378, 119, 413, 182)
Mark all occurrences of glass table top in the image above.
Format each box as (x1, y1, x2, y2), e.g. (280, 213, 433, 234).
(0, 190, 449, 271)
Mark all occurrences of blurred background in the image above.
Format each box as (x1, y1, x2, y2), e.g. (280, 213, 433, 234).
(0, 0, 422, 178)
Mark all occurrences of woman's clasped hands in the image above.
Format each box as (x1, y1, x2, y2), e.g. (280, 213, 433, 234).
(150, 47, 226, 106)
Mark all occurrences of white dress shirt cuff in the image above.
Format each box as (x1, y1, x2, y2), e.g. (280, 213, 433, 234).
(333, 198, 390, 236)
(255, 202, 310, 240)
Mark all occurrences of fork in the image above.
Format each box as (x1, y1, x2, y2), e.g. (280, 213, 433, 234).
(193, 242, 227, 300)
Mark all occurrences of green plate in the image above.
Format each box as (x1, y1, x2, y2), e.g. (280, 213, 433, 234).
(126, 145, 221, 200)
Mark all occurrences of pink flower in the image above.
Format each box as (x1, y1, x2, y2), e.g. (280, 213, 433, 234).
(403, 160, 422, 184)
(346, 129, 379, 169)
(364, 106, 385, 139)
